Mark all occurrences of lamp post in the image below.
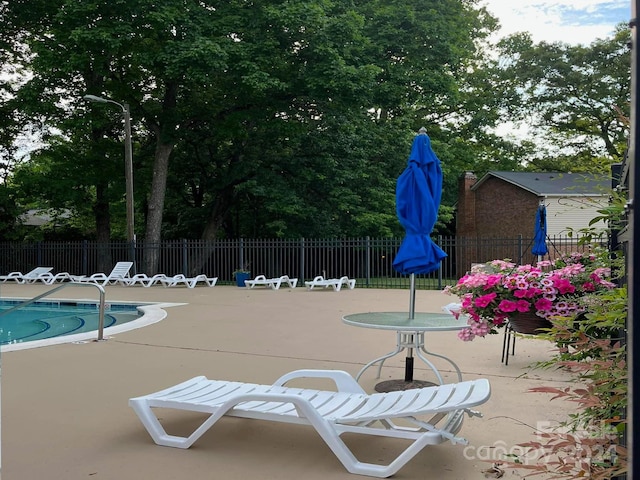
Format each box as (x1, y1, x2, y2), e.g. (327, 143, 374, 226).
(83, 94, 136, 253)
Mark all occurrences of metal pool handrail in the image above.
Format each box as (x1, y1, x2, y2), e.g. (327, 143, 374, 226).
(0, 282, 107, 341)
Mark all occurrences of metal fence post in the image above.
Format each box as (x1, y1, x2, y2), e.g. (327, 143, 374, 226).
(182, 239, 188, 275)
(239, 238, 245, 271)
(82, 240, 88, 275)
(365, 236, 371, 287)
(518, 235, 523, 265)
(37, 241, 42, 267)
(299, 238, 305, 282)
(130, 238, 137, 275)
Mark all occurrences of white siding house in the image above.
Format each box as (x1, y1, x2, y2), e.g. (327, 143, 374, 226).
(545, 195, 608, 236)
(458, 171, 611, 239)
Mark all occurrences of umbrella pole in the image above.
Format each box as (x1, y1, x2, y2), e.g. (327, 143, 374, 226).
(409, 273, 416, 319)
(405, 274, 416, 382)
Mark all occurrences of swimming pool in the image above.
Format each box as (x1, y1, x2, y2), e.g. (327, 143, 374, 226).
(0, 299, 175, 351)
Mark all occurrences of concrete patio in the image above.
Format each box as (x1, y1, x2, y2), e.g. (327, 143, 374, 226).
(1, 284, 574, 479)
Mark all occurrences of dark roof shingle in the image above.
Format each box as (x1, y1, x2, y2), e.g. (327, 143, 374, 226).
(472, 171, 609, 196)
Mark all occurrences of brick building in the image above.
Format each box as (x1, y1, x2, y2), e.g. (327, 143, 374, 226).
(456, 171, 610, 271)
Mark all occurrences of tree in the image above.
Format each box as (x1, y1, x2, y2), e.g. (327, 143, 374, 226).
(1, 0, 509, 255)
(492, 26, 630, 171)
(133, 0, 501, 241)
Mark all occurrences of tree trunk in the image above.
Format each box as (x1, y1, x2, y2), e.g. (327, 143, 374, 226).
(142, 141, 173, 274)
(201, 197, 229, 241)
(184, 194, 231, 276)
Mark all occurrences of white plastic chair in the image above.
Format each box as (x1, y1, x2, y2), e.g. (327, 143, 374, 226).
(304, 275, 356, 291)
(69, 262, 133, 286)
(158, 274, 218, 288)
(130, 369, 490, 478)
(244, 275, 298, 289)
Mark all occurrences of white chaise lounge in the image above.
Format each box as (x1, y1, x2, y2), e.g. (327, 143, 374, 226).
(33, 270, 73, 285)
(0, 267, 54, 284)
(119, 273, 169, 287)
(69, 261, 133, 286)
(129, 369, 490, 478)
(305, 275, 356, 291)
(0, 271, 25, 283)
(244, 275, 298, 289)
(158, 274, 218, 288)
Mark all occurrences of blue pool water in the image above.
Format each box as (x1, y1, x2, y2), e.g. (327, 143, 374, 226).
(0, 300, 141, 346)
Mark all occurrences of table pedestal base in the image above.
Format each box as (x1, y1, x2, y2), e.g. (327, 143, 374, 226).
(374, 379, 437, 392)
(355, 331, 462, 385)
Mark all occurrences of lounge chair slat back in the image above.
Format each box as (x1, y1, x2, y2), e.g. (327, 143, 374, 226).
(70, 261, 133, 286)
(23, 267, 54, 278)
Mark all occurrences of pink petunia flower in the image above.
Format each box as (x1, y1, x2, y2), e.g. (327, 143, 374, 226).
(498, 299, 517, 312)
(461, 295, 473, 308)
(484, 274, 503, 289)
(525, 287, 543, 298)
(470, 320, 491, 336)
(513, 289, 528, 298)
(458, 328, 475, 341)
(493, 313, 508, 326)
(552, 277, 575, 294)
(534, 297, 553, 311)
(474, 292, 497, 308)
(539, 277, 554, 287)
(515, 299, 531, 312)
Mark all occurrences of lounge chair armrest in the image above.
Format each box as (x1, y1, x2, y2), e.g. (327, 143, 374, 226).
(272, 369, 366, 394)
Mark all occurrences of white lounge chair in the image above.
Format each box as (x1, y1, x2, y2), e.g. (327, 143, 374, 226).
(305, 275, 356, 291)
(33, 271, 73, 285)
(129, 369, 490, 478)
(244, 275, 298, 289)
(158, 274, 218, 288)
(0, 271, 24, 283)
(119, 273, 169, 287)
(0, 267, 54, 284)
(69, 261, 133, 286)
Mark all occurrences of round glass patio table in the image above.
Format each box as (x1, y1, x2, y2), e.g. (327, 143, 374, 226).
(342, 312, 466, 388)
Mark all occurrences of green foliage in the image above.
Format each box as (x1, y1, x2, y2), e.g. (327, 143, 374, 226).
(1, 0, 506, 243)
(1, 0, 630, 245)
(501, 225, 628, 478)
(0, 183, 23, 240)
(504, 284, 628, 479)
(492, 26, 630, 170)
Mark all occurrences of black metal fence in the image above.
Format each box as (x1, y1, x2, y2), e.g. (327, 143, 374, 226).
(0, 235, 599, 289)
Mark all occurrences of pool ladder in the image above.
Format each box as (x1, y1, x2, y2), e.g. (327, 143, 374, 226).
(0, 282, 107, 341)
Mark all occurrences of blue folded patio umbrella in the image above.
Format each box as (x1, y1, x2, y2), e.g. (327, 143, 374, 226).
(532, 203, 548, 258)
(393, 128, 447, 276)
(391, 128, 448, 384)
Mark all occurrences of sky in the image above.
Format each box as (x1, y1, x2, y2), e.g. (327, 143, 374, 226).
(482, 0, 630, 45)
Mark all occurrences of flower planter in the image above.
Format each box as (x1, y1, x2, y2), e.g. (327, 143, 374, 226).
(509, 312, 553, 335)
(234, 272, 250, 287)
(448, 253, 615, 342)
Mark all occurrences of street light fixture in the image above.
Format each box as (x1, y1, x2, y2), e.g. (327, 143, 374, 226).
(83, 94, 136, 251)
